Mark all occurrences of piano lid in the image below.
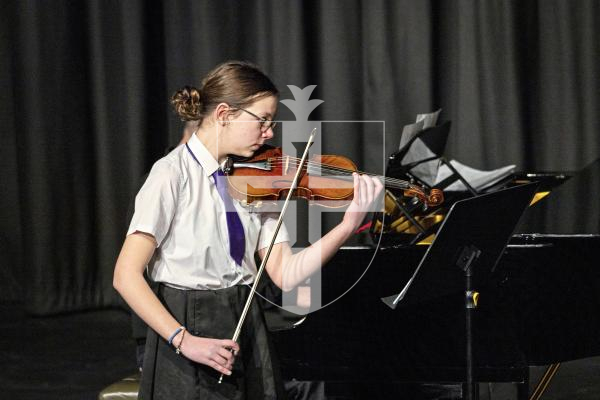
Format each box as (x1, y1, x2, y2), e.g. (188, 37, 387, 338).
(516, 157, 600, 235)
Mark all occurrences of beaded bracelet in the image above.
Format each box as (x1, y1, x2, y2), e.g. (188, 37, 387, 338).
(167, 326, 185, 346)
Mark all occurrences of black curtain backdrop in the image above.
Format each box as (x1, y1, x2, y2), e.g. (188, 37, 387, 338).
(1, 0, 598, 314)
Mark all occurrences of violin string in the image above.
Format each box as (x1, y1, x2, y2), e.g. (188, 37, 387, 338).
(267, 156, 382, 179)
(266, 157, 418, 191)
(267, 157, 379, 180)
(268, 159, 414, 190)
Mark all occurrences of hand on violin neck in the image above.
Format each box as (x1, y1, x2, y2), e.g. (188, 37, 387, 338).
(341, 172, 384, 232)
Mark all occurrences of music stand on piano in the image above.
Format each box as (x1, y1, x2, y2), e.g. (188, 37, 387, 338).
(376, 121, 483, 246)
(389, 120, 479, 196)
(382, 182, 539, 400)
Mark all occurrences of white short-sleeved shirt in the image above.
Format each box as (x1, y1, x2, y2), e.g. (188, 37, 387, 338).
(127, 133, 289, 290)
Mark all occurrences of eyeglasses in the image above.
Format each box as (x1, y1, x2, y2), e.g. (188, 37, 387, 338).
(235, 107, 277, 133)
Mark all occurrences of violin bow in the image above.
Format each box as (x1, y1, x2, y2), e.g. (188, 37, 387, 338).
(218, 128, 317, 384)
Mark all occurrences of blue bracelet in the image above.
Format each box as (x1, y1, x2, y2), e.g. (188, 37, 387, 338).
(168, 326, 185, 345)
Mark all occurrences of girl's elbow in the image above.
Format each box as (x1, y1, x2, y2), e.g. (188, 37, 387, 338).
(112, 263, 127, 293)
(280, 276, 297, 292)
(112, 271, 121, 293)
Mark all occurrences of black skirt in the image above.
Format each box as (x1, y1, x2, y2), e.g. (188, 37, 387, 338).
(139, 284, 285, 400)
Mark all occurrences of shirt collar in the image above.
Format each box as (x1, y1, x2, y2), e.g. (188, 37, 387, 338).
(187, 132, 220, 177)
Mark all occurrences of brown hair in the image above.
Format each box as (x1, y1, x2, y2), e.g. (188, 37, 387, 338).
(171, 61, 279, 122)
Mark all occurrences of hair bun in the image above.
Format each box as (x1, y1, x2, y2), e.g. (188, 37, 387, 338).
(171, 86, 202, 121)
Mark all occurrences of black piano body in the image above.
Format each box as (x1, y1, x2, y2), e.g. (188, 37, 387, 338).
(268, 158, 600, 397)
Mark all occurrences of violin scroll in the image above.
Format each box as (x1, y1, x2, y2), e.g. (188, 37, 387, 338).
(427, 188, 444, 206)
(403, 187, 444, 208)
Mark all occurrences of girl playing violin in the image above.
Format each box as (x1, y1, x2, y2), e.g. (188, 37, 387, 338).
(113, 60, 383, 400)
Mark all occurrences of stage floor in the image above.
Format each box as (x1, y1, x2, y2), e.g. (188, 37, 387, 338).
(0, 304, 136, 400)
(0, 304, 598, 400)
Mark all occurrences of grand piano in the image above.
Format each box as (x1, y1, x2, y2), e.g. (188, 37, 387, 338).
(265, 158, 600, 399)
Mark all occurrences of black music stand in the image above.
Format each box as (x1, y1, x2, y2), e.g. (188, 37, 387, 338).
(382, 182, 539, 400)
(389, 120, 480, 196)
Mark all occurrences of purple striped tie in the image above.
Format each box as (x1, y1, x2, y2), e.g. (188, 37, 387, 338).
(213, 170, 245, 266)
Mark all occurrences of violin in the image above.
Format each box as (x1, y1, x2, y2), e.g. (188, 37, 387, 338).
(222, 145, 443, 208)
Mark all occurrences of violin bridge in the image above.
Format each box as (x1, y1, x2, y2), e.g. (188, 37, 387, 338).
(284, 155, 290, 175)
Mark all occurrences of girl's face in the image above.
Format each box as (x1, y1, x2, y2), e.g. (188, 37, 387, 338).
(221, 95, 278, 159)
